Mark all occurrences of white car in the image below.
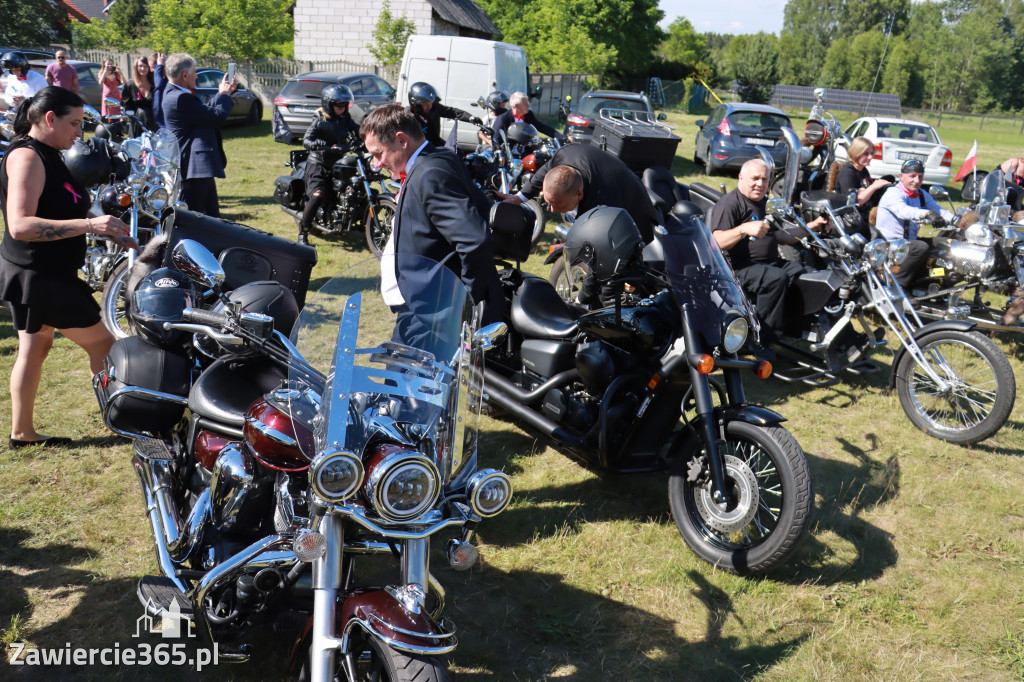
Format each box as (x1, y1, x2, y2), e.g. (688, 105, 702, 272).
(836, 116, 952, 186)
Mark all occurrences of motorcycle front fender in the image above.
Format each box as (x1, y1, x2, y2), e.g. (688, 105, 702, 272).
(544, 244, 564, 265)
(886, 319, 977, 390)
(716, 405, 787, 427)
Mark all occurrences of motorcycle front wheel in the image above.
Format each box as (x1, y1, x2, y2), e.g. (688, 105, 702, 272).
(365, 196, 396, 259)
(548, 259, 590, 303)
(298, 633, 451, 682)
(100, 260, 132, 339)
(668, 421, 814, 574)
(895, 329, 1015, 445)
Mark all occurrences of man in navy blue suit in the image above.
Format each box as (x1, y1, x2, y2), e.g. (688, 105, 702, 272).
(162, 53, 236, 217)
(360, 104, 503, 325)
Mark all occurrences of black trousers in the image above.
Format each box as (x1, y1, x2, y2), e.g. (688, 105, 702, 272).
(893, 237, 933, 289)
(735, 260, 808, 341)
(182, 177, 220, 218)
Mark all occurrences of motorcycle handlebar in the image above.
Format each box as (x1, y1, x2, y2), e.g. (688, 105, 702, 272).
(182, 307, 230, 327)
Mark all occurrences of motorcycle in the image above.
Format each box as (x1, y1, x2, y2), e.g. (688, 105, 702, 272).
(0, 107, 14, 160)
(769, 88, 849, 204)
(759, 193, 1016, 445)
(273, 136, 398, 257)
(905, 172, 1024, 333)
(483, 203, 814, 574)
(93, 239, 512, 680)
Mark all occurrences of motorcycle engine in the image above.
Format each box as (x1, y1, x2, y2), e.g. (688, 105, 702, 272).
(941, 239, 996, 277)
(541, 387, 597, 432)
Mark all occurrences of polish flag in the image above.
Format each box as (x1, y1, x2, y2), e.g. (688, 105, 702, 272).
(954, 140, 978, 183)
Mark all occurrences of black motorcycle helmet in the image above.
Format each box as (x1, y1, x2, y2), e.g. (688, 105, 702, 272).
(486, 90, 510, 111)
(65, 137, 113, 188)
(1, 52, 28, 74)
(564, 206, 644, 281)
(506, 121, 539, 147)
(216, 281, 298, 335)
(321, 84, 354, 115)
(407, 82, 440, 112)
(132, 267, 198, 349)
(465, 152, 491, 179)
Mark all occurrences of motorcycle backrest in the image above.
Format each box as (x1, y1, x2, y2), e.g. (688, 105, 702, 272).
(489, 201, 533, 262)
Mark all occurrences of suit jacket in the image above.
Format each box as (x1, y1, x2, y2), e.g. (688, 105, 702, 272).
(162, 83, 232, 180)
(521, 143, 661, 242)
(394, 144, 504, 322)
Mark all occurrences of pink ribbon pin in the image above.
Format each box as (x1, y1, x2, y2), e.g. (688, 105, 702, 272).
(63, 182, 82, 203)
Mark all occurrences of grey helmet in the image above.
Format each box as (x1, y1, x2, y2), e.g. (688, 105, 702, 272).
(564, 206, 644, 280)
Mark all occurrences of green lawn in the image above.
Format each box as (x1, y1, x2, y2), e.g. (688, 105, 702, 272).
(1, 112, 1023, 681)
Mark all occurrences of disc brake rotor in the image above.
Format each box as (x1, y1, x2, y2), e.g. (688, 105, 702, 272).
(694, 454, 760, 533)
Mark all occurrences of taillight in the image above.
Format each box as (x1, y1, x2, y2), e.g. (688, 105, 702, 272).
(941, 149, 952, 167)
(873, 142, 883, 160)
(567, 113, 589, 127)
(522, 153, 537, 172)
(273, 97, 284, 106)
(718, 117, 731, 135)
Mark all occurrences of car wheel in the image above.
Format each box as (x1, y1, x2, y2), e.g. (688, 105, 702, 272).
(704, 148, 715, 176)
(246, 100, 263, 126)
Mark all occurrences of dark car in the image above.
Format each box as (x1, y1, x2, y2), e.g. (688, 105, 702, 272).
(562, 89, 666, 144)
(693, 102, 793, 175)
(273, 71, 396, 141)
(194, 68, 263, 125)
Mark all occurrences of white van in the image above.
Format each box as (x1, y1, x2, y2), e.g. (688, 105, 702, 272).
(397, 35, 531, 150)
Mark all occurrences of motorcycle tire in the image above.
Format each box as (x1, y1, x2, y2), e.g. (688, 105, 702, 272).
(100, 260, 133, 340)
(548, 259, 590, 304)
(668, 421, 814, 575)
(526, 198, 547, 246)
(365, 196, 396, 259)
(895, 329, 1015, 445)
(298, 632, 451, 682)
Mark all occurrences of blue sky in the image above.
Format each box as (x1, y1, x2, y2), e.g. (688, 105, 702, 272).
(659, 0, 787, 35)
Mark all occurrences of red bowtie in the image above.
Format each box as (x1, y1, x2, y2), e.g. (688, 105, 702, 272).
(514, 116, 524, 122)
(399, 172, 407, 184)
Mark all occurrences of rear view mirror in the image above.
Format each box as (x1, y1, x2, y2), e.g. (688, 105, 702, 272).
(694, 119, 704, 128)
(172, 239, 226, 290)
(929, 185, 949, 201)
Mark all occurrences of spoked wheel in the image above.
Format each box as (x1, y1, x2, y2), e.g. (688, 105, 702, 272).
(525, 198, 546, 246)
(895, 329, 1016, 445)
(299, 633, 450, 682)
(100, 260, 132, 339)
(668, 421, 814, 574)
(365, 197, 396, 258)
(548, 259, 590, 303)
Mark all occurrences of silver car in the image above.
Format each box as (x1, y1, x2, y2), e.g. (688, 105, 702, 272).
(273, 71, 395, 141)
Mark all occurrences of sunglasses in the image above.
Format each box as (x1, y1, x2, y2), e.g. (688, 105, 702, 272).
(57, 56, 66, 61)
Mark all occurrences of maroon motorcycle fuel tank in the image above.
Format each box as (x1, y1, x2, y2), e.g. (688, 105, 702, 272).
(243, 396, 315, 472)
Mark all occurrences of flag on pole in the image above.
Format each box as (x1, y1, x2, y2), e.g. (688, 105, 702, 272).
(954, 140, 978, 183)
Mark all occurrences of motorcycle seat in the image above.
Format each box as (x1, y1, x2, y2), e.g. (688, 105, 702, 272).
(511, 275, 580, 339)
(188, 356, 287, 428)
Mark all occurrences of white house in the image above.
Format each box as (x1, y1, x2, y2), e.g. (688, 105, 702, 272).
(293, 0, 499, 63)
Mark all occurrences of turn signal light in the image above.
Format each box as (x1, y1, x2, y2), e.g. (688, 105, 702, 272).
(695, 354, 715, 374)
(756, 361, 773, 379)
(118, 194, 132, 207)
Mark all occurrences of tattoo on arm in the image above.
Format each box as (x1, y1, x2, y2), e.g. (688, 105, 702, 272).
(25, 220, 77, 241)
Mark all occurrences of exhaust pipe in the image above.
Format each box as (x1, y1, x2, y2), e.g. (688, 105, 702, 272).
(484, 376, 585, 448)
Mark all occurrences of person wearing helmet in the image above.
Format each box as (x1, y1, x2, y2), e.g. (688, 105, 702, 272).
(2, 53, 47, 109)
(491, 92, 565, 150)
(295, 83, 359, 245)
(406, 82, 482, 147)
(477, 90, 509, 147)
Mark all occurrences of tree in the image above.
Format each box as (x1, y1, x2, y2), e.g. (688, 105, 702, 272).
(733, 33, 779, 103)
(778, 0, 842, 85)
(366, 0, 416, 67)
(0, 0, 67, 45)
(147, 0, 294, 61)
(109, 0, 150, 42)
(659, 17, 705, 65)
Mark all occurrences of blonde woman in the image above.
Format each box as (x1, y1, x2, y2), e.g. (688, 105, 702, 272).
(836, 136, 892, 232)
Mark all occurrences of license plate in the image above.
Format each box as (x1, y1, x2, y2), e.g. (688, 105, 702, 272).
(290, 105, 317, 113)
(744, 137, 775, 146)
(897, 152, 926, 162)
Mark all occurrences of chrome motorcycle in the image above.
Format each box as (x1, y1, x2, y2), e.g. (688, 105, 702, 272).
(93, 240, 511, 681)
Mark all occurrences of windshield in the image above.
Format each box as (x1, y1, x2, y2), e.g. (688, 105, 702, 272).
(284, 255, 482, 487)
(980, 169, 1005, 204)
(658, 213, 751, 347)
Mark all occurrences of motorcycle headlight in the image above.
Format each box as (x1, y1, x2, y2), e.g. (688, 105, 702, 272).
(127, 173, 145, 191)
(509, 159, 523, 176)
(310, 448, 364, 502)
(722, 314, 749, 354)
(887, 238, 910, 266)
(466, 469, 513, 517)
(864, 239, 889, 267)
(365, 452, 440, 522)
(145, 186, 169, 211)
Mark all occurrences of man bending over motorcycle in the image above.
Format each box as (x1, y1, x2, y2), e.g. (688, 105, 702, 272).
(712, 159, 826, 354)
(876, 159, 955, 288)
(296, 84, 360, 245)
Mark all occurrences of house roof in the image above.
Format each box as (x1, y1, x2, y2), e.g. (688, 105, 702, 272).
(68, 0, 108, 20)
(425, 0, 500, 37)
(60, 0, 92, 22)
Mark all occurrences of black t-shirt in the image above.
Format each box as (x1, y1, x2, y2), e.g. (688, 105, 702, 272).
(836, 163, 871, 196)
(711, 188, 773, 268)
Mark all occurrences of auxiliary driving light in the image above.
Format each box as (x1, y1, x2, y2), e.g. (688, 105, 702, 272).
(293, 529, 326, 562)
(309, 448, 364, 502)
(722, 315, 749, 354)
(864, 239, 889, 267)
(887, 239, 910, 266)
(145, 186, 169, 211)
(127, 173, 145, 191)
(446, 539, 479, 571)
(466, 469, 513, 517)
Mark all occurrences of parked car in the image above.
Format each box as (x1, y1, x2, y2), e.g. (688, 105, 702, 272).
(194, 68, 263, 125)
(0, 48, 54, 94)
(693, 102, 793, 175)
(835, 116, 952, 186)
(563, 89, 665, 144)
(272, 71, 396, 141)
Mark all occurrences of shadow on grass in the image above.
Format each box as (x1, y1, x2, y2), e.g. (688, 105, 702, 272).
(221, 120, 274, 142)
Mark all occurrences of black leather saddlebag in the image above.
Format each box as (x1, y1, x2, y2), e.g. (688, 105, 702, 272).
(274, 175, 304, 209)
(104, 336, 191, 433)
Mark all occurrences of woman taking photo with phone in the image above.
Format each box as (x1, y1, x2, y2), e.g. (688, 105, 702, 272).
(98, 59, 124, 116)
(0, 87, 135, 448)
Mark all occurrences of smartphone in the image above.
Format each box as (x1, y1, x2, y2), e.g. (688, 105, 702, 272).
(227, 63, 236, 82)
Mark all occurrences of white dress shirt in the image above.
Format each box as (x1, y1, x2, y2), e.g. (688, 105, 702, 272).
(380, 140, 430, 306)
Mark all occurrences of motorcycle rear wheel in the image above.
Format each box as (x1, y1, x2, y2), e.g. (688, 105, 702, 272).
(298, 633, 451, 682)
(548, 259, 590, 303)
(100, 260, 132, 339)
(895, 329, 1015, 445)
(365, 197, 396, 259)
(668, 421, 813, 574)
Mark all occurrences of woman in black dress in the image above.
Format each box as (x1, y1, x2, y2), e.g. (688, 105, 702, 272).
(835, 136, 892, 234)
(121, 55, 157, 133)
(0, 87, 135, 447)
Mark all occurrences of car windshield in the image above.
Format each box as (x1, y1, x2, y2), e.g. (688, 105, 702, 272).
(876, 122, 938, 143)
(280, 79, 335, 100)
(578, 96, 649, 117)
(728, 111, 791, 131)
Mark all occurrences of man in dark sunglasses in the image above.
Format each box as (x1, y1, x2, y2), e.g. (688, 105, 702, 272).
(45, 50, 79, 94)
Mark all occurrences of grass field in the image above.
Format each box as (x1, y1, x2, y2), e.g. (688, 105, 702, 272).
(1, 109, 1024, 681)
